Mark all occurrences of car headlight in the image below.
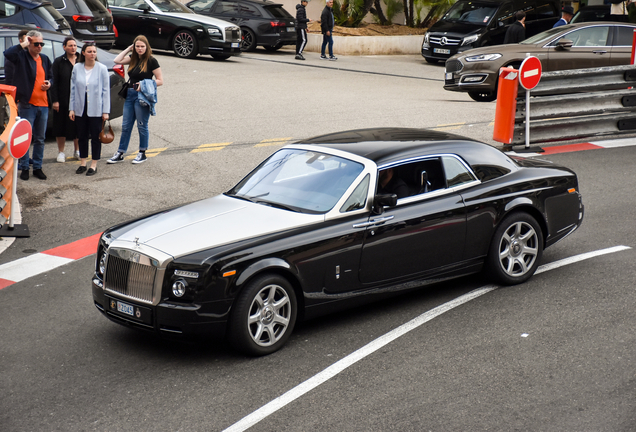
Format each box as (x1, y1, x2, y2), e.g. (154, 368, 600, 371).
(423, 33, 430, 48)
(461, 34, 480, 46)
(465, 53, 503, 62)
(207, 27, 222, 39)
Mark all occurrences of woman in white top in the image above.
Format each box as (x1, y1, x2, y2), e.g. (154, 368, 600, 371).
(69, 42, 110, 176)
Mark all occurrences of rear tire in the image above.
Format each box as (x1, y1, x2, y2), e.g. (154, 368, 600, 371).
(173, 30, 198, 59)
(228, 274, 297, 356)
(264, 43, 283, 52)
(486, 212, 543, 285)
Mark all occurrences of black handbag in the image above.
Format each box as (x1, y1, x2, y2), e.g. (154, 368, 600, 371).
(118, 80, 130, 99)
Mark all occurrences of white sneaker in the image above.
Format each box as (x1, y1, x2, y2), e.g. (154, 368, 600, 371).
(107, 151, 125, 164)
(56, 152, 65, 163)
(74, 150, 80, 159)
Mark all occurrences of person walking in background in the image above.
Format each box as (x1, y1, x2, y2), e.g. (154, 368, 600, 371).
(69, 43, 110, 176)
(5, 29, 29, 88)
(51, 36, 80, 163)
(108, 35, 163, 165)
(320, 0, 337, 60)
(295, 0, 311, 60)
(611, 0, 629, 22)
(3, 30, 52, 181)
(553, 6, 574, 27)
(504, 11, 526, 44)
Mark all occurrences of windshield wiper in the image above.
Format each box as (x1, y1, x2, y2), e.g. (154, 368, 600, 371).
(252, 199, 300, 213)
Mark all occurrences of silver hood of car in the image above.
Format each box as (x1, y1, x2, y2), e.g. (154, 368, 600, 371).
(111, 194, 324, 260)
(161, 12, 236, 29)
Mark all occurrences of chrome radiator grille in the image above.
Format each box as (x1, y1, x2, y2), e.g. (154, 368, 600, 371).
(226, 27, 241, 42)
(104, 254, 156, 304)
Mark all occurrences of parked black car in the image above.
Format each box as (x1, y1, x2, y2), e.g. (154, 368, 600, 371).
(110, 0, 242, 59)
(0, 0, 72, 35)
(186, 0, 295, 52)
(421, 0, 560, 64)
(571, 5, 618, 23)
(92, 128, 584, 356)
(0, 25, 124, 128)
(47, 0, 115, 49)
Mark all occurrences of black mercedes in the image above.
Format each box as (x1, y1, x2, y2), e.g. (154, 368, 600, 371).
(92, 128, 584, 356)
(110, 0, 241, 59)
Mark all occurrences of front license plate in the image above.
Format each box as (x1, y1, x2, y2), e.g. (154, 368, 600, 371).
(96, 25, 108, 31)
(117, 301, 134, 316)
(231, 42, 239, 48)
(434, 48, 451, 54)
(445, 72, 453, 80)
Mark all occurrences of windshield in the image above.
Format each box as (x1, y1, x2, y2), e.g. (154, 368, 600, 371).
(442, 1, 498, 25)
(227, 149, 365, 214)
(150, 0, 192, 13)
(521, 26, 568, 44)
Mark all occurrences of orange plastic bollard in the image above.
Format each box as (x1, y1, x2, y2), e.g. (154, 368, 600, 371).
(493, 67, 519, 145)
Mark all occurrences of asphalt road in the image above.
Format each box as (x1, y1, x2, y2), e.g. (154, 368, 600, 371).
(1, 49, 635, 432)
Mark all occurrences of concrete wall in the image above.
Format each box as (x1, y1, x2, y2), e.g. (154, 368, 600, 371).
(304, 33, 423, 55)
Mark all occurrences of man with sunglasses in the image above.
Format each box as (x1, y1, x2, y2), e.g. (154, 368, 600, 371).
(4, 30, 53, 181)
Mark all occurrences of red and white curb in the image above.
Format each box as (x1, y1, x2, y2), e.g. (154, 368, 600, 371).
(0, 233, 100, 290)
(506, 137, 636, 157)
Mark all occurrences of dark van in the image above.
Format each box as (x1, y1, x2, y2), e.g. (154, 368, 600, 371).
(421, 0, 560, 64)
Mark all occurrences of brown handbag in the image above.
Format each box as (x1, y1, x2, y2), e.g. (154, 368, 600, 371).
(99, 120, 115, 144)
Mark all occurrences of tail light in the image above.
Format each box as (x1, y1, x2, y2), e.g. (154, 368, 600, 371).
(113, 64, 125, 78)
(270, 21, 286, 27)
(113, 24, 118, 38)
(73, 15, 93, 23)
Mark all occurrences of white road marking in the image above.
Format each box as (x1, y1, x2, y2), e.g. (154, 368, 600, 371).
(222, 245, 632, 432)
(0, 253, 73, 282)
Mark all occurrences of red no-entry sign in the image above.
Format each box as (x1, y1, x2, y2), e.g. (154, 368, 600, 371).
(519, 56, 542, 90)
(8, 118, 32, 159)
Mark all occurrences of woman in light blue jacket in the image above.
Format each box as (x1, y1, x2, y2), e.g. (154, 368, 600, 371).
(69, 42, 110, 176)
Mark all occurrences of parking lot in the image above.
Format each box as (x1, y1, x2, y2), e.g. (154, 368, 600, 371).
(1, 48, 635, 431)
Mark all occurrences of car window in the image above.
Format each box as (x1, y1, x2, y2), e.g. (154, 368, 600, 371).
(442, 156, 477, 187)
(151, 0, 191, 12)
(214, 0, 238, 14)
(443, 1, 498, 25)
(340, 174, 369, 213)
(238, 2, 261, 17)
(52, 40, 64, 57)
(0, 38, 5, 68)
(614, 25, 636, 46)
(228, 149, 365, 214)
(379, 158, 449, 200)
(0, 1, 18, 17)
(76, 0, 109, 13)
(188, 0, 215, 12)
(264, 5, 293, 19)
(49, 0, 67, 9)
(534, 0, 557, 18)
(572, 7, 611, 23)
(40, 40, 55, 61)
(495, 4, 515, 27)
(112, 0, 146, 8)
(556, 26, 610, 47)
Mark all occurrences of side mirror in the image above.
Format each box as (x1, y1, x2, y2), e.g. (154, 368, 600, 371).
(138, 3, 151, 12)
(373, 193, 397, 214)
(555, 39, 573, 50)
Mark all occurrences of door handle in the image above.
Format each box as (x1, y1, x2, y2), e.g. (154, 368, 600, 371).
(352, 215, 394, 229)
(592, 50, 607, 55)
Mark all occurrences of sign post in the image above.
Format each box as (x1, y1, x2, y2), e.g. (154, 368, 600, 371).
(0, 117, 32, 237)
(518, 54, 542, 152)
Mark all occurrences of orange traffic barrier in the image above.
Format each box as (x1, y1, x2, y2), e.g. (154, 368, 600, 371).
(493, 67, 519, 145)
(0, 86, 19, 227)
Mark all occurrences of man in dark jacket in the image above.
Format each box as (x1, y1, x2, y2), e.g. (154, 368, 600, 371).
(295, 0, 311, 60)
(4, 29, 29, 87)
(320, 0, 337, 60)
(4, 30, 53, 181)
(504, 11, 526, 44)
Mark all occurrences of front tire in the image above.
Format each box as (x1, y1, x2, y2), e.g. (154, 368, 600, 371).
(173, 30, 198, 59)
(468, 90, 497, 102)
(241, 28, 257, 52)
(486, 212, 543, 285)
(228, 274, 297, 356)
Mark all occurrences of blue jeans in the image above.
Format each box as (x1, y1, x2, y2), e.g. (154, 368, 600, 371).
(321, 33, 334, 57)
(117, 88, 150, 153)
(18, 102, 48, 170)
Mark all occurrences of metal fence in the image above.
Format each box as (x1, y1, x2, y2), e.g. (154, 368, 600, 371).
(509, 65, 636, 146)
